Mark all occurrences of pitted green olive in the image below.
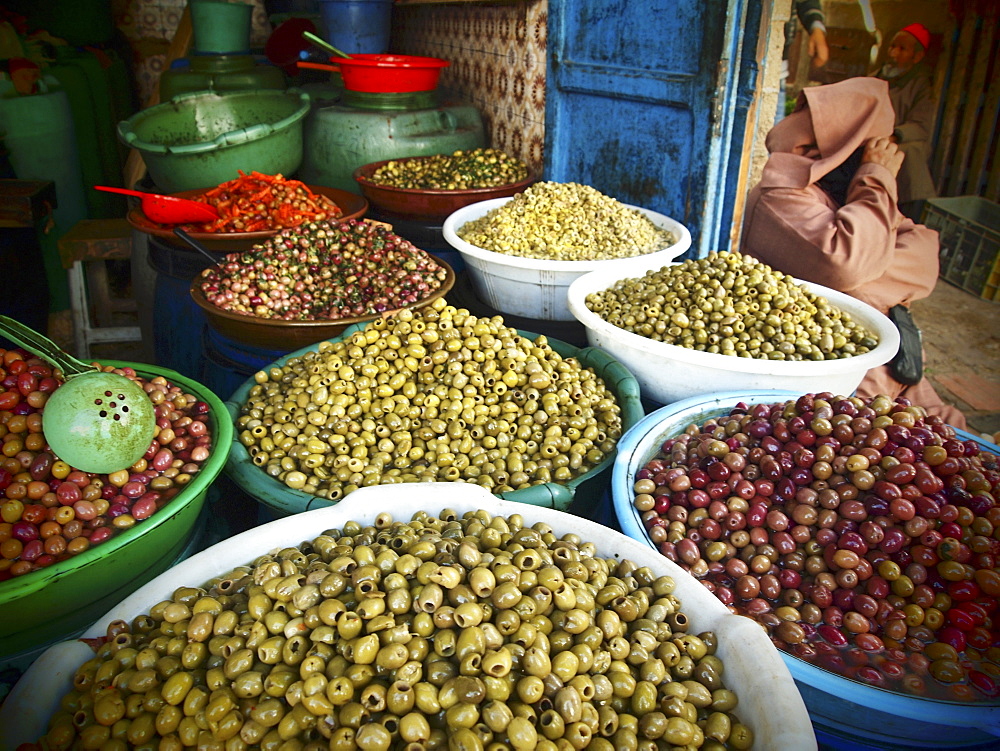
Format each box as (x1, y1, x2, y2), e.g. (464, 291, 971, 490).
(585, 250, 879, 361)
(38, 508, 750, 749)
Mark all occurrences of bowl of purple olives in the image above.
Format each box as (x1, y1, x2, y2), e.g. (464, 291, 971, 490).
(611, 390, 1000, 748)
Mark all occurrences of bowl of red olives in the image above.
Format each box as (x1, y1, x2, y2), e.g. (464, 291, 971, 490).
(190, 218, 456, 349)
(0, 349, 233, 668)
(611, 390, 1000, 748)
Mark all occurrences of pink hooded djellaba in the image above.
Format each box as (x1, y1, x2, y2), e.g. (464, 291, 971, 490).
(741, 77, 966, 430)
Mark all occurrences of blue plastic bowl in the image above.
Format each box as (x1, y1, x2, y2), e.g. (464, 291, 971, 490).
(611, 390, 1000, 750)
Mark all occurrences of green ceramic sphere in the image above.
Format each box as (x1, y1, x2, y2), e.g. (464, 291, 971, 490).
(42, 372, 157, 474)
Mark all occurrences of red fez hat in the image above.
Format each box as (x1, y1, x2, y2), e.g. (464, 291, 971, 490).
(901, 23, 931, 50)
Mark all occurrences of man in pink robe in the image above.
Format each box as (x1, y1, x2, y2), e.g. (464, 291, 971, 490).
(741, 77, 966, 429)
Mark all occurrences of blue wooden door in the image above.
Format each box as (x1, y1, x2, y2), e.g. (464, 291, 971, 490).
(545, 0, 758, 257)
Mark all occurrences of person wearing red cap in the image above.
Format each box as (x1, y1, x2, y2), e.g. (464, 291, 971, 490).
(876, 22, 937, 221)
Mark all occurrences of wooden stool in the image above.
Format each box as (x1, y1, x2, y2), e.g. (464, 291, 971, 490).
(58, 218, 142, 359)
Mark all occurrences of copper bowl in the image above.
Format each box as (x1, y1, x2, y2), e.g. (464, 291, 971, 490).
(353, 158, 537, 222)
(190, 258, 456, 350)
(127, 185, 369, 253)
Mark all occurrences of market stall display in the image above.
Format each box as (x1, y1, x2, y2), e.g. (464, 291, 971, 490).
(0, 347, 232, 668)
(223, 301, 643, 517)
(443, 185, 690, 321)
(612, 390, 1000, 748)
(117, 89, 312, 193)
(190, 219, 455, 350)
(0, 483, 816, 750)
(353, 148, 537, 221)
(567, 251, 899, 405)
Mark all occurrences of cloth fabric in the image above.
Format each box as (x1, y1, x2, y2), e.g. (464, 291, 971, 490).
(740, 77, 967, 429)
(877, 63, 938, 204)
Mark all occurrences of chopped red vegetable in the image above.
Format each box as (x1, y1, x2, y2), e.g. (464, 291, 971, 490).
(178, 171, 343, 234)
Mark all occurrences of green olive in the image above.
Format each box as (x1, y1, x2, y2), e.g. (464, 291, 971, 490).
(47, 509, 750, 751)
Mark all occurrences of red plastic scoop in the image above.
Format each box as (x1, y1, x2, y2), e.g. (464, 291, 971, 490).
(94, 185, 220, 224)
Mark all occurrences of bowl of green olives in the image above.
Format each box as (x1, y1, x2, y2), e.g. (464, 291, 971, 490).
(353, 149, 538, 221)
(567, 250, 900, 406)
(222, 299, 645, 517)
(443, 183, 692, 321)
(1, 482, 816, 749)
(610, 391, 1000, 748)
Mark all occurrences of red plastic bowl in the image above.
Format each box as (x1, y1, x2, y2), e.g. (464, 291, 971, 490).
(334, 54, 450, 93)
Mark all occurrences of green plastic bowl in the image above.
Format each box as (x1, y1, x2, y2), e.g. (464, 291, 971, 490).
(117, 89, 311, 193)
(224, 326, 644, 516)
(0, 361, 234, 661)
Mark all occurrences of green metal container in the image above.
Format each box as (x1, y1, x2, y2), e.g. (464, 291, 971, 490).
(0, 362, 233, 666)
(117, 89, 311, 192)
(223, 328, 643, 517)
(158, 55, 288, 101)
(298, 90, 485, 194)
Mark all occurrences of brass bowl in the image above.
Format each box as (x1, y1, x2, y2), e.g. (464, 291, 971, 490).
(190, 258, 456, 350)
(353, 157, 536, 221)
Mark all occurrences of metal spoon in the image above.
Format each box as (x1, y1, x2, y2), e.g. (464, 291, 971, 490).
(302, 30, 352, 59)
(173, 228, 226, 267)
(0, 315, 157, 474)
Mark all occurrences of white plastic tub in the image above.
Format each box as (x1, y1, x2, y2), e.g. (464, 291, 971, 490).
(0, 483, 815, 751)
(566, 258, 900, 405)
(610, 392, 1000, 749)
(442, 197, 691, 321)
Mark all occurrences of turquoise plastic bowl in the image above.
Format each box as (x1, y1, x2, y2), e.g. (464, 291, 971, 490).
(224, 326, 644, 516)
(0, 362, 234, 663)
(117, 89, 312, 192)
(610, 390, 1000, 749)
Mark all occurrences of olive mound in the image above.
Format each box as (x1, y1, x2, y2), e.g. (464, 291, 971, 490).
(369, 148, 530, 191)
(632, 391, 1000, 704)
(236, 298, 624, 500)
(456, 181, 677, 262)
(34, 508, 755, 749)
(197, 220, 449, 321)
(585, 250, 880, 361)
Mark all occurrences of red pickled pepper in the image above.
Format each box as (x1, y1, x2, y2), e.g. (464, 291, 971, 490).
(176, 171, 343, 234)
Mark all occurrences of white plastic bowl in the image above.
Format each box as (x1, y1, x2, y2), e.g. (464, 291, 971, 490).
(567, 259, 900, 405)
(0, 483, 815, 751)
(442, 196, 691, 321)
(610, 391, 1000, 749)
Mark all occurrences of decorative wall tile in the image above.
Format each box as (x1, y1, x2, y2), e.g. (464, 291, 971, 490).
(112, 0, 271, 104)
(393, 1, 548, 177)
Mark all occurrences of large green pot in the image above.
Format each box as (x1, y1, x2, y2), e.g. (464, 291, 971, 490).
(0, 362, 234, 662)
(224, 326, 644, 517)
(117, 89, 311, 192)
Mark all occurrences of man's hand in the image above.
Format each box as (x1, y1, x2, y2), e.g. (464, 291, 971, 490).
(862, 137, 905, 177)
(808, 28, 830, 68)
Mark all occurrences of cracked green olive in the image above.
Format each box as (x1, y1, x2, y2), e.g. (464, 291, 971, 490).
(33, 509, 753, 749)
(456, 181, 677, 261)
(585, 250, 879, 361)
(238, 297, 623, 499)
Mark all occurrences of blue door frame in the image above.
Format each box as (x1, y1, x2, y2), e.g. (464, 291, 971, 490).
(544, 0, 759, 258)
